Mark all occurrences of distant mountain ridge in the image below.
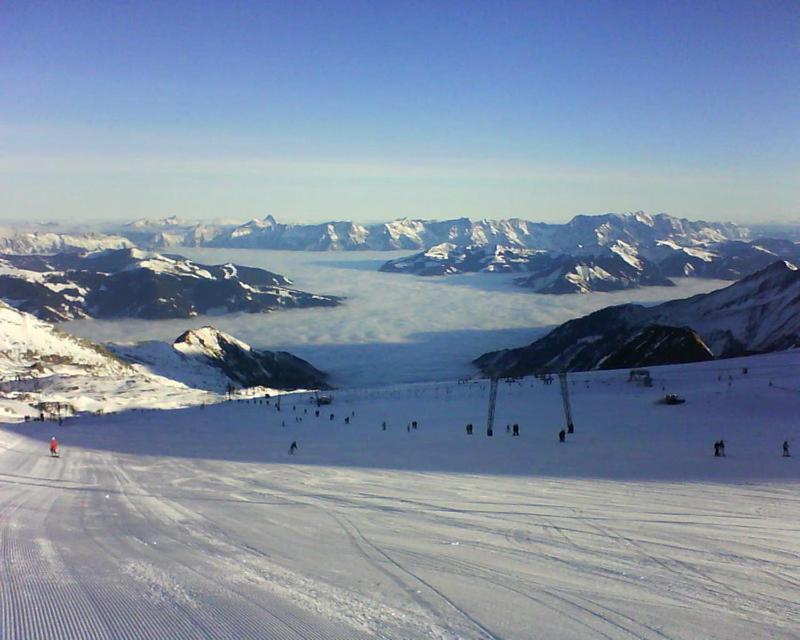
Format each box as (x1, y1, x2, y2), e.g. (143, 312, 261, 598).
(474, 260, 800, 376)
(0, 248, 341, 321)
(110, 211, 749, 253)
(0, 231, 134, 255)
(380, 216, 800, 294)
(3, 212, 793, 295)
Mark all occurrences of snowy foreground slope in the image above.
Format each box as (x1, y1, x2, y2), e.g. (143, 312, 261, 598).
(1, 351, 799, 639)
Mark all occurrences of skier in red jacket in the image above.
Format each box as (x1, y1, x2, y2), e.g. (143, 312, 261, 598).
(50, 436, 58, 457)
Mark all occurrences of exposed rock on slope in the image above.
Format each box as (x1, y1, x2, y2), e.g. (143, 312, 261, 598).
(596, 325, 713, 370)
(475, 261, 800, 375)
(0, 231, 134, 255)
(0, 301, 212, 420)
(173, 327, 329, 390)
(379, 244, 543, 276)
(381, 243, 675, 292)
(513, 253, 674, 293)
(0, 304, 330, 421)
(0, 300, 129, 378)
(0, 248, 341, 321)
(383, 224, 800, 294)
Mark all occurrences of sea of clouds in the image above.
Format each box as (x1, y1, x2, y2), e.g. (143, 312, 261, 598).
(64, 249, 730, 387)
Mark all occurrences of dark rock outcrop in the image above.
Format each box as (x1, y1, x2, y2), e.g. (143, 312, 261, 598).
(173, 327, 329, 390)
(475, 261, 800, 376)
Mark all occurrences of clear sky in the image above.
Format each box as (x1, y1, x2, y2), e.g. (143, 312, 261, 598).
(1, 0, 798, 224)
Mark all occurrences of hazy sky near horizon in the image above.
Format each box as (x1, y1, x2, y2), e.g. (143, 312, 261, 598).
(1, 1, 798, 225)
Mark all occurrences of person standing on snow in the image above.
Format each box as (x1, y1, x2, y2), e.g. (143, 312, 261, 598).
(49, 436, 58, 457)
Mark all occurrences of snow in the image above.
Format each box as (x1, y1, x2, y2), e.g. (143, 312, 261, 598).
(126, 254, 215, 279)
(63, 249, 732, 388)
(609, 241, 643, 269)
(0, 232, 134, 255)
(117, 211, 747, 255)
(174, 326, 252, 358)
(0, 302, 228, 421)
(0, 351, 798, 638)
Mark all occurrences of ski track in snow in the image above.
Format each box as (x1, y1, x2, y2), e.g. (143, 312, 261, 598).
(1, 353, 800, 638)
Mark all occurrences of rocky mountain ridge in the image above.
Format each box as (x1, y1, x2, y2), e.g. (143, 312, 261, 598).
(474, 260, 800, 375)
(383, 235, 800, 294)
(111, 211, 749, 254)
(0, 248, 341, 321)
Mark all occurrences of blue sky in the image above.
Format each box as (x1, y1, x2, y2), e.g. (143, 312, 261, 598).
(1, 0, 798, 224)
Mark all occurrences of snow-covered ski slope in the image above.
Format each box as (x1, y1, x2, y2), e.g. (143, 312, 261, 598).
(1, 351, 799, 639)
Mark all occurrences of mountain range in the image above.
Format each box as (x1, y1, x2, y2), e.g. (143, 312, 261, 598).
(2, 213, 798, 296)
(474, 260, 800, 376)
(0, 230, 135, 255)
(110, 211, 748, 253)
(381, 216, 800, 294)
(0, 248, 340, 321)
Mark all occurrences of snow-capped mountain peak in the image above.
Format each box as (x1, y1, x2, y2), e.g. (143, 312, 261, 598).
(174, 327, 253, 359)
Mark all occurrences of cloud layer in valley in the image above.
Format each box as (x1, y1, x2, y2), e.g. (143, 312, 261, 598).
(64, 250, 730, 387)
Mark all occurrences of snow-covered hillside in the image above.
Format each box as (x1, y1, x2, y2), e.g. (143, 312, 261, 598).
(381, 227, 800, 294)
(476, 260, 800, 376)
(0, 248, 341, 321)
(0, 301, 213, 421)
(382, 243, 676, 293)
(0, 304, 330, 422)
(379, 243, 545, 276)
(112, 326, 329, 392)
(0, 230, 134, 255)
(0, 352, 798, 639)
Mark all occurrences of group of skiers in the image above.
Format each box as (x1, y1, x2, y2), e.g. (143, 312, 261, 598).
(712, 440, 791, 457)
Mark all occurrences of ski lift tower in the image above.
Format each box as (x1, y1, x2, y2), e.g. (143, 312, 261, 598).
(558, 372, 574, 434)
(485, 377, 499, 436)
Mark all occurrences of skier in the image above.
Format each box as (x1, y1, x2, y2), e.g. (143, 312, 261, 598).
(49, 436, 58, 457)
(718, 439, 726, 457)
(714, 441, 720, 457)
(558, 429, 565, 443)
(289, 441, 297, 455)
(512, 424, 519, 437)
(783, 441, 790, 457)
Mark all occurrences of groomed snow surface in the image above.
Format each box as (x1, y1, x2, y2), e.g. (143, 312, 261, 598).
(2, 352, 799, 639)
